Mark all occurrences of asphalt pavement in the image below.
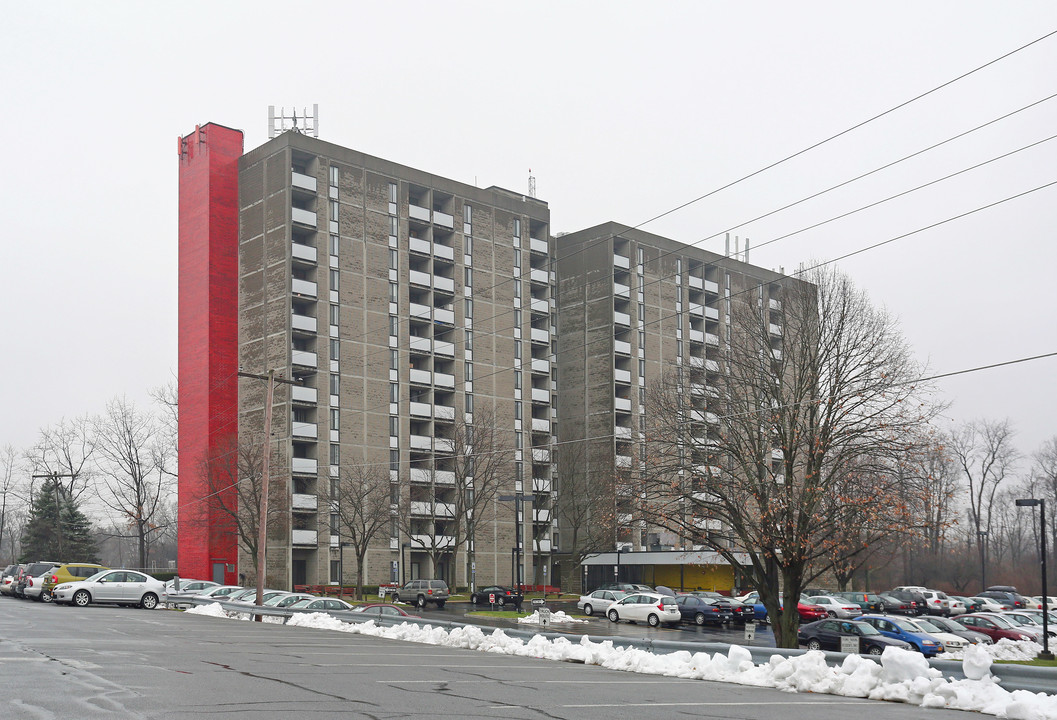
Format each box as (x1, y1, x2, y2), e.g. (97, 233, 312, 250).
(0, 595, 974, 720)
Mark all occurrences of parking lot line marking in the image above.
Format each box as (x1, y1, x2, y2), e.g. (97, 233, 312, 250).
(387, 679, 696, 684)
(554, 700, 869, 709)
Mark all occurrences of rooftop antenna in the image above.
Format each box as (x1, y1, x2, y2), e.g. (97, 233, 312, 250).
(269, 104, 319, 138)
(528, 168, 537, 198)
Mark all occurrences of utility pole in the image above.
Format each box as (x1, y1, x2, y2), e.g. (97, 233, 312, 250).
(238, 370, 298, 619)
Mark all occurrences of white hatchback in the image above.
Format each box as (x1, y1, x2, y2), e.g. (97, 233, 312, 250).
(607, 592, 680, 627)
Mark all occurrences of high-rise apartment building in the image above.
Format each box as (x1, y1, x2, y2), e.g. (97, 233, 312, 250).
(179, 123, 801, 591)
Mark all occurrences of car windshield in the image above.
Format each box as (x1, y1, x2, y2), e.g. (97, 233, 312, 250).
(853, 622, 880, 636)
(290, 599, 314, 608)
(915, 620, 942, 633)
(891, 618, 922, 633)
(987, 615, 1015, 628)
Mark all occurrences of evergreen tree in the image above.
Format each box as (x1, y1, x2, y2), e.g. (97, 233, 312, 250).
(20, 477, 98, 562)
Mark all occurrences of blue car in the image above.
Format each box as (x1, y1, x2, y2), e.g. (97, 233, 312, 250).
(859, 614, 945, 656)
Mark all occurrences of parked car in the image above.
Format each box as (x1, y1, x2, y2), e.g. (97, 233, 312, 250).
(877, 593, 917, 616)
(469, 585, 523, 609)
(192, 585, 245, 602)
(885, 590, 927, 615)
(597, 582, 654, 593)
(910, 618, 970, 652)
(923, 615, 993, 645)
(999, 611, 1054, 640)
(577, 589, 627, 617)
(40, 563, 109, 602)
(230, 590, 289, 605)
(806, 595, 862, 618)
(798, 619, 913, 656)
(682, 592, 755, 623)
(977, 589, 1028, 609)
(1031, 596, 1057, 612)
(968, 596, 1007, 613)
(858, 614, 944, 656)
(21, 562, 63, 602)
(920, 590, 952, 616)
(0, 564, 21, 596)
(675, 594, 732, 626)
(837, 592, 884, 613)
(290, 597, 354, 611)
(351, 603, 419, 618)
(162, 579, 219, 607)
(52, 569, 166, 609)
(263, 593, 317, 608)
(390, 579, 449, 609)
(607, 592, 681, 627)
(954, 613, 1037, 642)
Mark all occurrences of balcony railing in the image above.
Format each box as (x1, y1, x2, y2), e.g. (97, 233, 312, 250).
(434, 372, 455, 389)
(409, 269, 431, 287)
(292, 529, 318, 546)
(531, 448, 550, 463)
(434, 307, 455, 325)
(409, 335, 432, 353)
(769, 323, 783, 336)
(292, 242, 317, 263)
(291, 313, 317, 333)
(705, 332, 720, 346)
(705, 306, 720, 321)
(433, 276, 455, 293)
(435, 437, 455, 453)
(688, 275, 703, 290)
(410, 468, 432, 484)
(411, 534, 454, 549)
(435, 470, 455, 485)
(531, 358, 550, 374)
(614, 397, 632, 412)
(291, 171, 317, 193)
(291, 458, 317, 475)
(410, 401, 432, 418)
(292, 493, 318, 511)
(434, 243, 454, 261)
(530, 297, 549, 314)
(435, 404, 455, 421)
(614, 426, 633, 440)
(532, 477, 551, 493)
(410, 434, 432, 451)
(613, 311, 631, 327)
(689, 302, 703, 317)
(614, 339, 631, 356)
(433, 210, 454, 229)
(409, 368, 432, 385)
(291, 207, 317, 227)
(769, 298, 782, 311)
(613, 254, 630, 269)
(409, 204, 431, 223)
(530, 268, 548, 284)
(292, 422, 317, 439)
(292, 350, 317, 368)
(615, 454, 632, 468)
(533, 509, 551, 522)
(530, 328, 550, 344)
(410, 302, 432, 320)
(614, 368, 632, 384)
(531, 417, 550, 433)
(614, 282, 630, 298)
(530, 237, 548, 254)
(292, 278, 317, 297)
(689, 329, 704, 343)
(704, 279, 720, 294)
(291, 385, 317, 404)
(434, 340, 455, 357)
(533, 539, 552, 552)
(531, 387, 550, 403)
(409, 237, 431, 255)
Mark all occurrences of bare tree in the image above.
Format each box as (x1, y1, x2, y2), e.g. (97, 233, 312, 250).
(0, 445, 26, 564)
(1030, 437, 1057, 570)
(93, 396, 172, 569)
(949, 418, 1019, 586)
(333, 461, 391, 598)
(150, 379, 179, 480)
(554, 439, 619, 592)
(643, 266, 938, 647)
(24, 415, 97, 502)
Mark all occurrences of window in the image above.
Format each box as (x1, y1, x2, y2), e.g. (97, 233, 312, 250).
(638, 303, 645, 320)
(514, 340, 522, 359)
(331, 408, 340, 428)
(639, 359, 645, 377)
(389, 182, 397, 204)
(329, 444, 340, 464)
(514, 370, 522, 389)
(390, 518, 399, 538)
(513, 218, 521, 238)
(464, 205, 472, 223)
(330, 338, 340, 360)
(637, 247, 644, 265)
(465, 298, 473, 319)
(330, 304, 339, 326)
(465, 329, 473, 350)
(514, 248, 521, 268)
(514, 309, 522, 327)
(389, 283, 398, 303)
(389, 249, 398, 270)
(389, 416, 399, 437)
(515, 402, 522, 420)
(330, 373, 340, 395)
(331, 478, 340, 498)
(330, 269, 339, 291)
(330, 200, 339, 222)
(329, 165, 339, 186)
(330, 560, 340, 582)
(465, 393, 474, 413)
(330, 234, 339, 256)
(515, 431, 523, 449)
(390, 349, 399, 370)
(514, 280, 521, 298)
(464, 236, 473, 256)
(390, 383, 398, 403)
(389, 216, 398, 237)
(330, 513, 339, 534)
(390, 484, 400, 505)
(464, 267, 472, 288)
(390, 449, 399, 471)
(465, 362, 473, 381)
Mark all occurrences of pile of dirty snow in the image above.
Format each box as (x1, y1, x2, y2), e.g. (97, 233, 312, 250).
(517, 610, 588, 624)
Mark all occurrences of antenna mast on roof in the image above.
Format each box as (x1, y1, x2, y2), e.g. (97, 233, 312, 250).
(528, 168, 537, 198)
(268, 105, 319, 138)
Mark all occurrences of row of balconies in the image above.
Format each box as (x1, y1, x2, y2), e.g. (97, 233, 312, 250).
(687, 275, 720, 294)
(688, 329, 721, 346)
(409, 468, 456, 484)
(408, 203, 455, 230)
(409, 269, 455, 293)
(409, 401, 456, 421)
(409, 335, 456, 357)
(408, 368, 456, 388)
(410, 302, 456, 325)
(409, 236, 455, 262)
(410, 434, 455, 453)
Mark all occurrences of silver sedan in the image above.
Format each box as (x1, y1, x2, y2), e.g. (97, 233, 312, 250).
(807, 595, 863, 618)
(577, 589, 627, 617)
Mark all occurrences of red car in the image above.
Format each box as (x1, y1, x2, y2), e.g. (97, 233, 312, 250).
(797, 602, 828, 622)
(954, 613, 1035, 642)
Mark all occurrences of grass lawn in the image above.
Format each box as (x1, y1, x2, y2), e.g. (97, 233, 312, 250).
(995, 658, 1057, 667)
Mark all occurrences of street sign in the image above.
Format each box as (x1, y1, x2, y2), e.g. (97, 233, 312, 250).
(539, 607, 551, 628)
(489, 593, 496, 604)
(744, 622, 756, 642)
(841, 636, 860, 654)
(531, 598, 545, 606)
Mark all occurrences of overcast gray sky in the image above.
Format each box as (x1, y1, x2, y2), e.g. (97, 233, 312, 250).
(2, 1, 1055, 464)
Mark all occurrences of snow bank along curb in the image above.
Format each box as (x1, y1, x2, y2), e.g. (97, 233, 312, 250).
(187, 603, 1057, 718)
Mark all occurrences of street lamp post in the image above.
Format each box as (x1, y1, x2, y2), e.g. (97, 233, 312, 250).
(1015, 498, 1053, 660)
(978, 530, 988, 590)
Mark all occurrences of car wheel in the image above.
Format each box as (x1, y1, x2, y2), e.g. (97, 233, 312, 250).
(807, 639, 822, 651)
(694, 612, 706, 626)
(583, 603, 593, 616)
(470, 594, 478, 605)
(608, 609, 619, 623)
(73, 590, 91, 607)
(827, 611, 837, 617)
(416, 595, 426, 609)
(141, 593, 159, 610)
(41, 592, 53, 604)
(647, 613, 660, 627)
(498, 597, 506, 607)
(867, 645, 883, 656)
(391, 594, 400, 604)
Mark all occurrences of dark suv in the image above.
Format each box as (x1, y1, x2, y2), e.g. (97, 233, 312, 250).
(885, 589, 927, 615)
(977, 588, 1027, 609)
(391, 579, 449, 609)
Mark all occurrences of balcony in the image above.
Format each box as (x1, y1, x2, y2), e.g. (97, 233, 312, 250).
(410, 401, 432, 418)
(410, 468, 433, 484)
(614, 282, 630, 299)
(533, 539, 552, 552)
(292, 207, 317, 227)
(292, 493, 318, 511)
(532, 477, 551, 493)
(705, 359, 720, 372)
(410, 302, 432, 321)
(688, 356, 705, 369)
(292, 530, 318, 546)
(531, 387, 550, 403)
(292, 350, 317, 368)
(533, 509, 551, 522)
(434, 404, 455, 421)
(688, 275, 703, 290)
(688, 302, 703, 317)
(689, 329, 704, 343)
(409, 434, 432, 451)
(769, 323, 783, 336)
(409, 269, 431, 287)
(769, 298, 782, 311)
(435, 470, 455, 485)
(531, 358, 550, 374)
(435, 437, 454, 453)
(705, 332, 720, 346)
(531, 417, 550, 433)
(291, 458, 317, 475)
(291, 171, 317, 193)
(433, 243, 454, 261)
(530, 237, 548, 254)
(409, 204, 431, 223)
(613, 310, 631, 327)
(292, 422, 317, 440)
(291, 385, 317, 404)
(434, 340, 455, 357)
(434, 307, 455, 325)
(409, 335, 432, 353)
(531, 448, 550, 463)
(409, 236, 431, 255)
(771, 448, 785, 461)
(411, 534, 454, 549)
(530, 297, 549, 314)
(291, 313, 317, 334)
(292, 278, 317, 298)
(614, 368, 632, 384)
(530, 328, 550, 344)
(614, 425, 633, 440)
(530, 268, 548, 284)
(434, 372, 455, 389)
(694, 518, 723, 531)
(614, 397, 632, 412)
(705, 306, 720, 321)
(433, 210, 454, 229)
(409, 368, 432, 385)
(704, 279, 720, 294)
(292, 242, 317, 263)
(614, 339, 631, 356)
(615, 454, 632, 468)
(613, 254, 630, 269)
(433, 276, 455, 293)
